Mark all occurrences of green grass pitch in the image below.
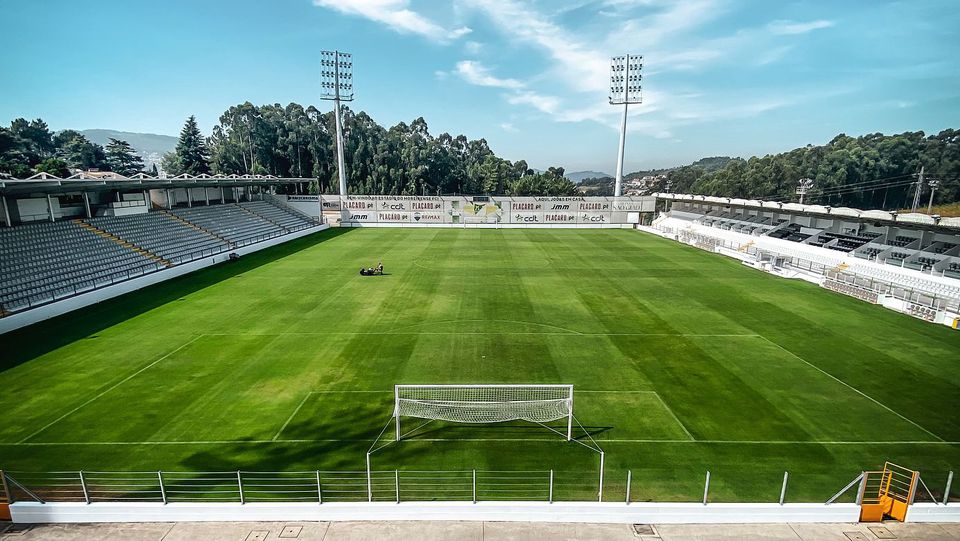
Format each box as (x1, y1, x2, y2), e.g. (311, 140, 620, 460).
(1, 228, 958, 502)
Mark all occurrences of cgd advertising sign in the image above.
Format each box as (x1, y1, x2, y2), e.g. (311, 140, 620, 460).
(316, 195, 654, 225)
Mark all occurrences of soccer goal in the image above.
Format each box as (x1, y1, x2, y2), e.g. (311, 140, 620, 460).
(393, 384, 574, 441)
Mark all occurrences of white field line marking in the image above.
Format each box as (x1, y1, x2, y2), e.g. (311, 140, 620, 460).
(650, 392, 696, 442)
(202, 332, 760, 337)
(311, 390, 660, 394)
(1, 439, 957, 446)
(17, 335, 204, 444)
(756, 335, 946, 443)
(273, 392, 314, 441)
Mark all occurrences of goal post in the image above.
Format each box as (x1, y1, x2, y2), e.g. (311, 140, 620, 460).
(394, 384, 574, 441)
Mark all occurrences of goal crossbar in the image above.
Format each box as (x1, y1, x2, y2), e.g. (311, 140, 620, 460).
(394, 384, 574, 441)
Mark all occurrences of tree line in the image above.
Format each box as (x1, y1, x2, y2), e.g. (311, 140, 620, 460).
(4, 109, 957, 207)
(657, 130, 960, 210)
(0, 105, 578, 196)
(191, 101, 577, 196)
(0, 118, 149, 178)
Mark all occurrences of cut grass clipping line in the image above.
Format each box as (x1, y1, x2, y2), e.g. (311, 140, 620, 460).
(17, 335, 204, 444)
(754, 335, 947, 443)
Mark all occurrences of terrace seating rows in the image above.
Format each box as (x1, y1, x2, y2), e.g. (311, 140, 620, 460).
(0, 221, 159, 313)
(0, 201, 319, 316)
(88, 213, 228, 263)
(239, 201, 315, 232)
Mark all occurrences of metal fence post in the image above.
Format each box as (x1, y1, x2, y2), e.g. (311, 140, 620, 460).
(779, 472, 789, 505)
(79, 470, 90, 504)
(856, 471, 867, 505)
(366, 453, 373, 502)
(549, 470, 553, 503)
(157, 471, 167, 504)
(0, 470, 11, 504)
(472, 470, 477, 503)
(907, 470, 920, 506)
(702, 471, 710, 505)
(944, 471, 953, 506)
(237, 471, 244, 504)
(317, 471, 323, 504)
(395, 470, 400, 504)
(626, 470, 632, 505)
(598, 451, 605, 503)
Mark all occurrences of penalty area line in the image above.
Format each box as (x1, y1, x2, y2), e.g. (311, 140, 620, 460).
(17, 334, 204, 444)
(273, 392, 314, 441)
(756, 335, 946, 443)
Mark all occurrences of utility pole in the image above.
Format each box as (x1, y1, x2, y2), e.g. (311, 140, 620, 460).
(608, 55, 643, 197)
(796, 178, 814, 205)
(320, 50, 354, 223)
(911, 166, 924, 212)
(927, 177, 940, 214)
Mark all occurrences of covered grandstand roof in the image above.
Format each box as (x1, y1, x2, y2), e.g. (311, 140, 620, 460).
(655, 192, 959, 230)
(0, 172, 309, 195)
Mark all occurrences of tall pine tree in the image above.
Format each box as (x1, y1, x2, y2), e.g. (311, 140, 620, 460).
(105, 138, 144, 176)
(173, 115, 210, 175)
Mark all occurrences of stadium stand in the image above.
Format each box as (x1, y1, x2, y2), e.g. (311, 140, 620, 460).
(653, 198, 960, 324)
(0, 200, 318, 316)
(0, 221, 163, 314)
(88, 213, 228, 264)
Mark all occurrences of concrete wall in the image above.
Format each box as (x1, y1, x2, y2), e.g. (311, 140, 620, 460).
(0, 225, 328, 335)
(907, 503, 960, 522)
(9, 197, 58, 222)
(10, 501, 861, 524)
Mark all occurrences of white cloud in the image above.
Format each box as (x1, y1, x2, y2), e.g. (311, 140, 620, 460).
(755, 45, 793, 66)
(466, 0, 610, 93)
(454, 0, 844, 146)
(464, 40, 483, 54)
(500, 122, 518, 132)
(768, 19, 835, 35)
(313, 0, 471, 42)
(506, 91, 561, 114)
(455, 60, 525, 89)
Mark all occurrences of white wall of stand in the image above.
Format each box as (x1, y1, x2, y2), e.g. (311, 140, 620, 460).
(10, 501, 862, 524)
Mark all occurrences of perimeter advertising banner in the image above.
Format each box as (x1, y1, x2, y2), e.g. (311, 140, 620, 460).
(316, 195, 654, 225)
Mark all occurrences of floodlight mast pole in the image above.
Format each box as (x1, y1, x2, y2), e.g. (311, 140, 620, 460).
(321, 50, 353, 224)
(610, 55, 642, 197)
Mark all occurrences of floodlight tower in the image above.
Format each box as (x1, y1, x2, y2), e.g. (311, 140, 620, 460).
(609, 55, 643, 197)
(796, 178, 814, 204)
(320, 50, 354, 222)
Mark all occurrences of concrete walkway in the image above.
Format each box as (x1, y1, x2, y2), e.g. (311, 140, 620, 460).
(0, 522, 960, 541)
(2, 521, 959, 540)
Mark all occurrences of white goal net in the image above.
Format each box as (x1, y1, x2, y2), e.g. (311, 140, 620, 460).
(394, 384, 574, 440)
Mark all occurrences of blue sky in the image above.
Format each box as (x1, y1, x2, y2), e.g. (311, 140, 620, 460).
(1, 0, 958, 173)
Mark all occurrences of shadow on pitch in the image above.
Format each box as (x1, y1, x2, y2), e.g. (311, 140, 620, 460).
(0, 228, 356, 375)
(397, 420, 613, 442)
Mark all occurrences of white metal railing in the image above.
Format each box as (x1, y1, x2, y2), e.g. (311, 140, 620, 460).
(3, 468, 954, 506)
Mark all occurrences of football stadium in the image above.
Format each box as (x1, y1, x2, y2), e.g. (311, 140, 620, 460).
(2, 1, 960, 536)
(1, 189, 958, 526)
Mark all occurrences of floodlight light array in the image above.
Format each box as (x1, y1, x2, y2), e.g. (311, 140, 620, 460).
(320, 50, 353, 101)
(609, 55, 643, 105)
